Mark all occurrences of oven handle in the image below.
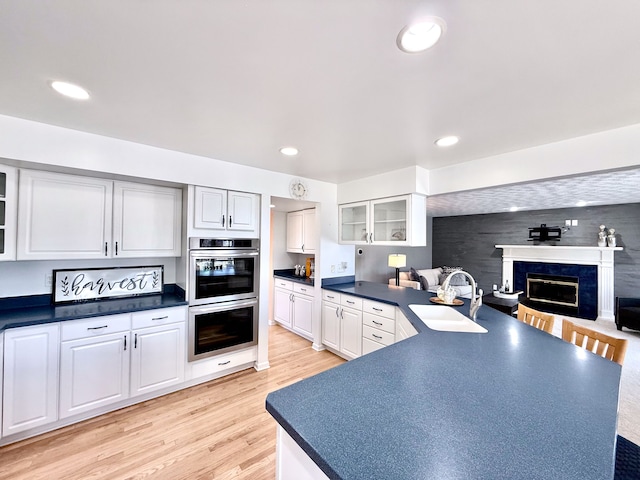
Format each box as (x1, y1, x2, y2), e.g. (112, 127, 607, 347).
(190, 250, 259, 259)
(189, 299, 258, 314)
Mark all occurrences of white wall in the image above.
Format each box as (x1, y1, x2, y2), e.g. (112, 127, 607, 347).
(428, 123, 640, 195)
(0, 257, 177, 298)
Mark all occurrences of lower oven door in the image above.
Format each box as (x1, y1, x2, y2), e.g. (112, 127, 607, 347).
(188, 298, 258, 361)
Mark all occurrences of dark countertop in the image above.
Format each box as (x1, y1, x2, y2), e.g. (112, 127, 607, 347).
(266, 281, 620, 480)
(274, 269, 314, 286)
(0, 285, 187, 332)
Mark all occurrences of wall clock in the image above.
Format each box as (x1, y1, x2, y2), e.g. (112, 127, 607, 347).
(289, 178, 308, 200)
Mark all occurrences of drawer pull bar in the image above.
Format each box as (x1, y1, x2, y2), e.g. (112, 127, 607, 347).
(87, 325, 108, 330)
(300, 288, 306, 292)
(327, 295, 335, 299)
(372, 320, 383, 326)
(346, 300, 355, 304)
(218, 360, 231, 366)
(372, 333, 382, 339)
(373, 307, 383, 312)
(152, 315, 169, 321)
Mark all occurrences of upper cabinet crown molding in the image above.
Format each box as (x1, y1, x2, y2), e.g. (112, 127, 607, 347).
(0, 164, 18, 261)
(189, 185, 260, 238)
(339, 194, 426, 246)
(17, 169, 182, 260)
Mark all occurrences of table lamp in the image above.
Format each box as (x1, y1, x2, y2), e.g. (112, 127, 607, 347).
(388, 254, 406, 286)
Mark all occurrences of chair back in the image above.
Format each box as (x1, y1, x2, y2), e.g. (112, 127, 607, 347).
(516, 304, 555, 334)
(561, 319, 628, 366)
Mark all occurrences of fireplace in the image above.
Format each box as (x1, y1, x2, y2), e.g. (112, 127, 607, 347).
(514, 261, 597, 319)
(496, 245, 623, 321)
(527, 273, 579, 308)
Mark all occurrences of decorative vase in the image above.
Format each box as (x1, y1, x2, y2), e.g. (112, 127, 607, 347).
(607, 228, 617, 247)
(597, 225, 607, 247)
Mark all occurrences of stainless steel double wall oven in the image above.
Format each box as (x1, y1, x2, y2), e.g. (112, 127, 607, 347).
(188, 238, 259, 361)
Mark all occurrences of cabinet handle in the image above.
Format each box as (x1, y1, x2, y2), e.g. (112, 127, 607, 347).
(87, 325, 108, 330)
(336, 306, 340, 317)
(346, 300, 355, 305)
(124, 335, 127, 351)
(373, 307, 383, 312)
(218, 360, 231, 366)
(327, 295, 335, 300)
(222, 215, 225, 227)
(229, 216, 232, 227)
(302, 243, 305, 252)
(105, 242, 108, 256)
(115, 241, 118, 256)
(369, 233, 373, 243)
(300, 288, 306, 292)
(340, 308, 344, 319)
(134, 333, 138, 348)
(152, 315, 169, 321)
(372, 333, 382, 339)
(372, 320, 383, 326)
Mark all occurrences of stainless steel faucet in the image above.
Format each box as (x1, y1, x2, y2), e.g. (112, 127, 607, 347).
(441, 270, 483, 320)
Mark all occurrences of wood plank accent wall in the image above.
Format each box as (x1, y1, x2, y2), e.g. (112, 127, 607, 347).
(432, 203, 640, 298)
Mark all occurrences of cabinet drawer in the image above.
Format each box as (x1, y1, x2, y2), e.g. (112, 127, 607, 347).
(61, 314, 131, 341)
(362, 299, 395, 319)
(131, 306, 186, 329)
(362, 337, 385, 355)
(341, 295, 363, 310)
(363, 312, 395, 334)
(322, 290, 340, 303)
(362, 324, 394, 346)
(293, 283, 313, 297)
(274, 278, 293, 290)
(189, 347, 257, 379)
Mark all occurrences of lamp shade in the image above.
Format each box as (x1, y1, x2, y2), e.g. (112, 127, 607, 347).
(388, 254, 407, 268)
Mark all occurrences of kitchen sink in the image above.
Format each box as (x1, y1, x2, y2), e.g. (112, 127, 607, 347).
(408, 304, 488, 333)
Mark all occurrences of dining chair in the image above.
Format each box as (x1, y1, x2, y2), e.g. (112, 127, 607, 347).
(516, 304, 555, 334)
(561, 319, 628, 366)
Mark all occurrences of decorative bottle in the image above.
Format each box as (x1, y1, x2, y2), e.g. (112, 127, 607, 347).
(607, 228, 617, 247)
(597, 225, 607, 247)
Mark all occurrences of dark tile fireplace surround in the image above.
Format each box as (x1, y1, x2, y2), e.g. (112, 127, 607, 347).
(514, 261, 598, 320)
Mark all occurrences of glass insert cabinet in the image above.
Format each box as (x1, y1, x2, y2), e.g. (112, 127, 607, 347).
(338, 194, 426, 246)
(0, 164, 17, 261)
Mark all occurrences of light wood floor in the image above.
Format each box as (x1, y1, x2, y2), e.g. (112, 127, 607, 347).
(0, 325, 345, 480)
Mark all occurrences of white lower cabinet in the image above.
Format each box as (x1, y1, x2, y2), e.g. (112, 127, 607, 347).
(321, 291, 362, 360)
(59, 315, 131, 419)
(273, 278, 314, 340)
(2, 324, 60, 437)
(322, 291, 405, 360)
(130, 308, 186, 397)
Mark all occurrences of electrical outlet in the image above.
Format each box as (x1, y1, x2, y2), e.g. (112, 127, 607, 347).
(571, 219, 578, 226)
(339, 261, 347, 272)
(331, 265, 335, 273)
(45, 274, 53, 287)
(565, 219, 571, 226)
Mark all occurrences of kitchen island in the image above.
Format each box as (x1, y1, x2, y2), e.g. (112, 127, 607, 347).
(266, 281, 621, 479)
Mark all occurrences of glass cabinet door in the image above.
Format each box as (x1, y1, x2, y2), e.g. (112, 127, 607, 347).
(0, 165, 16, 260)
(371, 197, 408, 244)
(339, 201, 369, 244)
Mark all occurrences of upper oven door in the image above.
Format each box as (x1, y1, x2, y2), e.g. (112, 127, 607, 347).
(189, 249, 259, 305)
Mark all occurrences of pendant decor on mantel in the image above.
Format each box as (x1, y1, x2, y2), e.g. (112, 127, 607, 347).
(53, 265, 164, 303)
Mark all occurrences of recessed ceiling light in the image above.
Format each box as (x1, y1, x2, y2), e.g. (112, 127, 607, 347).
(397, 17, 446, 53)
(575, 200, 588, 207)
(509, 206, 519, 212)
(50, 80, 90, 100)
(280, 146, 299, 156)
(435, 135, 459, 147)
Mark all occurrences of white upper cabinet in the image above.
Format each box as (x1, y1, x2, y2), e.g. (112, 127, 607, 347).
(113, 181, 182, 257)
(18, 170, 113, 260)
(286, 208, 316, 253)
(339, 194, 426, 246)
(191, 186, 259, 237)
(0, 164, 17, 261)
(17, 170, 182, 260)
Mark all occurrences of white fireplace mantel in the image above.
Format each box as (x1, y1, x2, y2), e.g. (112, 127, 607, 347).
(495, 245, 623, 321)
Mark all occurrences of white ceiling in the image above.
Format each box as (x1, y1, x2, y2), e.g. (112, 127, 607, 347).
(2, 1, 640, 216)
